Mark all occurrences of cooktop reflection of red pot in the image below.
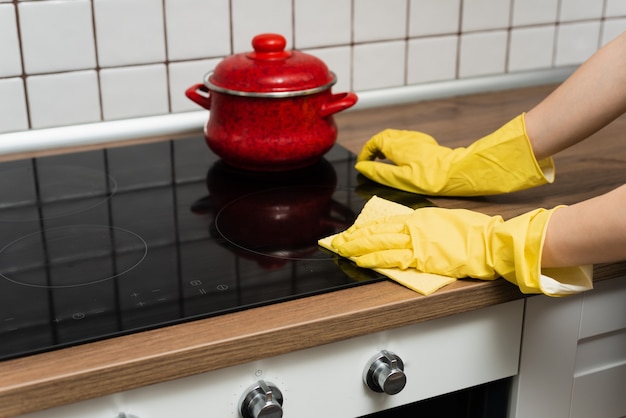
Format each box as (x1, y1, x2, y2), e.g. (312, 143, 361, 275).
(192, 159, 356, 269)
(185, 33, 358, 172)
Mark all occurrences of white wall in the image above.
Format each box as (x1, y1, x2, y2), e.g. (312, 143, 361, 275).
(0, 0, 625, 134)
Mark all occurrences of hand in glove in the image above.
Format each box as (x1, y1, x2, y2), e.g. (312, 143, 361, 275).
(356, 114, 555, 196)
(331, 206, 588, 296)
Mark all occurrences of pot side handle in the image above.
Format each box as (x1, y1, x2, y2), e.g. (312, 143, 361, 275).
(185, 83, 212, 110)
(320, 92, 358, 118)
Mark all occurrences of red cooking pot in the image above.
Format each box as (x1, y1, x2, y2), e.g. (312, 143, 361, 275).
(185, 33, 358, 171)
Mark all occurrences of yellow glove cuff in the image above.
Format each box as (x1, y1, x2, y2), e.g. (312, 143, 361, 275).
(495, 206, 592, 296)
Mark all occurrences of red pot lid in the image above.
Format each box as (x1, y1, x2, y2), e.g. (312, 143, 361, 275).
(205, 33, 336, 96)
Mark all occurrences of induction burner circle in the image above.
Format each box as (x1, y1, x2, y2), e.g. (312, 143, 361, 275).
(0, 225, 147, 288)
(214, 185, 353, 261)
(0, 166, 117, 222)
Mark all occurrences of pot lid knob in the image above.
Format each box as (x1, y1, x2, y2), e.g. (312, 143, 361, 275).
(248, 34, 291, 60)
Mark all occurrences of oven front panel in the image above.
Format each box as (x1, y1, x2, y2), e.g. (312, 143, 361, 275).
(17, 300, 523, 418)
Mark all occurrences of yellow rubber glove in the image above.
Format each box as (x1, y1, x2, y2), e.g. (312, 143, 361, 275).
(331, 206, 582, 296)
(356, 114, 555, 196)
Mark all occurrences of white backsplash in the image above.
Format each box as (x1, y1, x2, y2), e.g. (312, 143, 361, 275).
(0, 0, 625, 135)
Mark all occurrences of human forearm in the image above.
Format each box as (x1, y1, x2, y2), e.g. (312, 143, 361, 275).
(525, 31, 626, 160)
(542, 184, 626, 267)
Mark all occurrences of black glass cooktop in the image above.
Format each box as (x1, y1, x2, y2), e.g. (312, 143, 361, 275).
(0, 136, 431, 361)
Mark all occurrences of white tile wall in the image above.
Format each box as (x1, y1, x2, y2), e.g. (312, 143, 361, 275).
(607, 0, 626, 16)
(165, 0, 231, 60)
(305, 46, 352, 93)
(294, 0, 351, 49)
(231, 0, 292, 52)
(0, 78, 28, 132)
(508, 26, 556, 72)
(99, 64, 169, 120)
(512, 0, 559, 26)
(602, 18, 626, 45)
(168, 58, 223, 113)
(407, 35, 457, 84)
(559, 0, 604, 22)
(19, 0, 96, 74)
(459, 30, 508, 78)
(353, 0, 407, 43)
(408, 0, 460, 37)
(0, 0, 623, 134)
(0, 4, 21, 77)
(555, 21, 602, 66)
(353, 40, 405, 91)
(462, 0, 510, 31)
(26, 70, 101, 129)
(94, 0, 166, 67)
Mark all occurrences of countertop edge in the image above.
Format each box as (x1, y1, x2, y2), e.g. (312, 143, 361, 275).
(0, 279, 523, 417)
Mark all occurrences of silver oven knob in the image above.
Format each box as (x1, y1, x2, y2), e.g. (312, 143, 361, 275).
(363, 350, 407, 395)
(239, 380, 284, 418)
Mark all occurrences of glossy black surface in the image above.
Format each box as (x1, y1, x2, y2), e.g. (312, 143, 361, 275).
(0, 136, 431, 361)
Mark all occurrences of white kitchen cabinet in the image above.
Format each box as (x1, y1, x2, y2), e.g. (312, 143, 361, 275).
(18, 300, 523, 418)
(510, 278, 626, 418)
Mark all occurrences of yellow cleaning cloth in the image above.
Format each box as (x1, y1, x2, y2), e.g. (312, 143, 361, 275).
(319, 196, 456, 296)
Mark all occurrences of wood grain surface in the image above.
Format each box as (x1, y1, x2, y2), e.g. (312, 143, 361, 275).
(2, 84, 625, 417)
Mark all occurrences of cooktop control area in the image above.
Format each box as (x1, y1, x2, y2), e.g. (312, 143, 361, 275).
(0, 136, 431, 361)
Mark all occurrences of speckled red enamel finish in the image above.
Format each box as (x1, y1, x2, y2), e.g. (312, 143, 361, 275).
(204, 90, 348, 171)
(185, 33, 358, 171)
(211, 33, 334, 94)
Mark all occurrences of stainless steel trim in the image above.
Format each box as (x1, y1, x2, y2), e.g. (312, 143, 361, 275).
(202, 71, 337, 98)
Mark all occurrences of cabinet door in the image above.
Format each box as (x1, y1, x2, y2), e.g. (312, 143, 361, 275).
(570, 362, 626, 418)
(509, 293, 583, 418)
(511, 278, 626, 418)
(571, 279, 626, 418)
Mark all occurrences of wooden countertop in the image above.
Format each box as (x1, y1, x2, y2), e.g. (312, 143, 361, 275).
(2, 84, 626, 417)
